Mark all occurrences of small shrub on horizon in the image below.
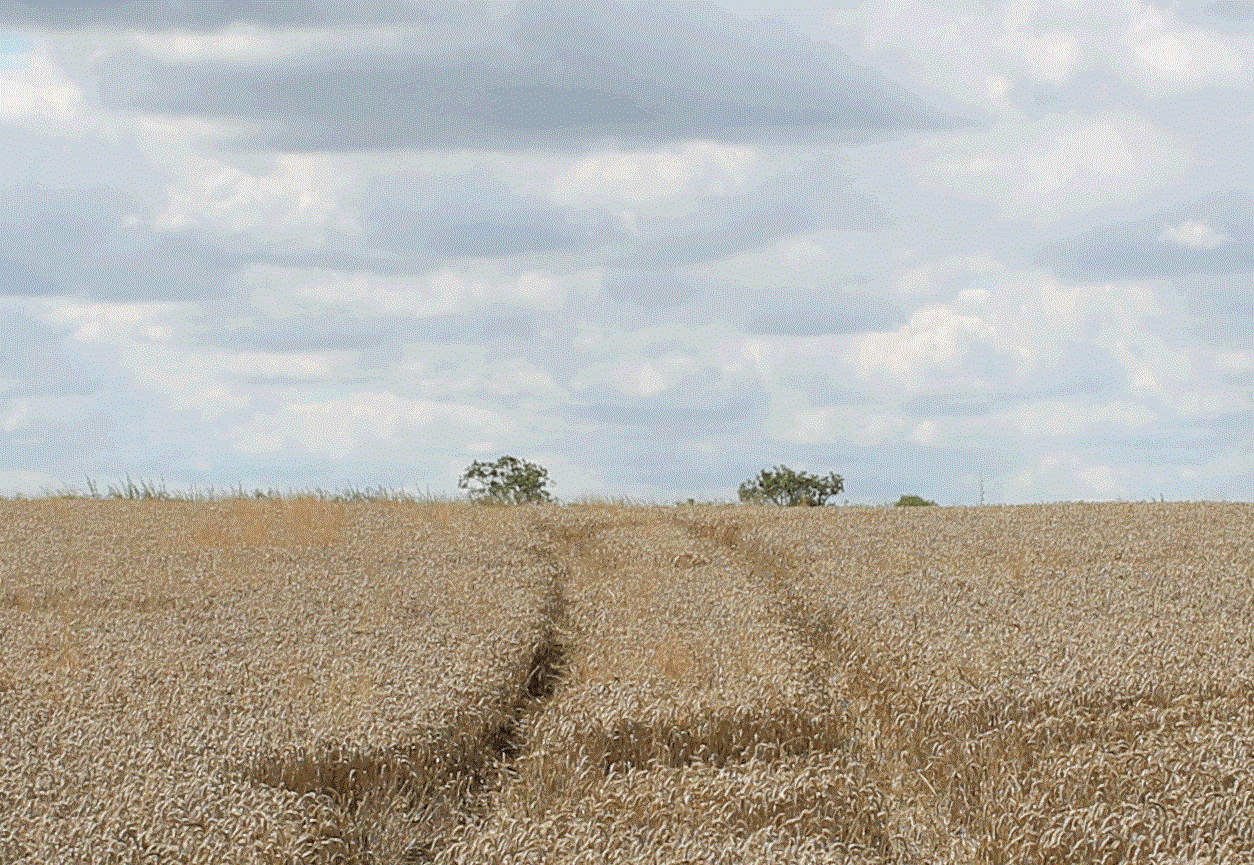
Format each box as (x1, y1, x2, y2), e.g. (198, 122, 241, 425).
(894, 494, 937, 507)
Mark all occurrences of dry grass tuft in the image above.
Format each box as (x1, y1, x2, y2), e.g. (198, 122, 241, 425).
(191, 495, 351, 548)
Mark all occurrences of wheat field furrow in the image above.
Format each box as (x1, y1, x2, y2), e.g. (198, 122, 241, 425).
(0, 498, 564, 863)
(686, 502, 1254, 862)
(2, 498, 1253, 862)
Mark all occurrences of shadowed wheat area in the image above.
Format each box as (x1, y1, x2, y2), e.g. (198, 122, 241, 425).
(2, 499, 1254, 862)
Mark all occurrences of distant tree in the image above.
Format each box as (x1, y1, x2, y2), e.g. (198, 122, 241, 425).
(894, 494, 936, 507)
(458, 456, 554, 504)
(738, 465, 844, 507)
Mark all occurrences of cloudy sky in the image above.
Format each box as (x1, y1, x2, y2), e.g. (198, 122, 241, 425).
(0, 0, 1251, 504)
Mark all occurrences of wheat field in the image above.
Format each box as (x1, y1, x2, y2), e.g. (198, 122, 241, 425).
(1, 496, 1252, 863)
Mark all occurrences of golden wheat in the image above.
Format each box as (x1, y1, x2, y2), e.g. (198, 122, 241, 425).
(2, 497, 1252, 862)
(0, 497, 558, 863)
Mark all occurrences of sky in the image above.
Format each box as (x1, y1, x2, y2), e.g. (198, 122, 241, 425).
(0, 0, 1251, 505)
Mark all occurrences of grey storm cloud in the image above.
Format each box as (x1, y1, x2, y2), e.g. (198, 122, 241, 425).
(605, 161, 887, 270)
(423, 217, 589, 259)
(0, 255, 55, 296)
(91, 1, 968, 152)
(368, 204, 614, 259)
(560, 362, 764, 432)
(559, 430, 748, 497)
(899, 341, 1129, 418)
(602, 270, 702, 309)
(33, 226, 250, 302)
(1203, 1, 1254, 22)
(0, 177, 436, 299)
(1038, 191, 1254, 282)
(1176, 275, 1254, 351)
(744, 291, 904, 336)
(209, 310, 535, 354)
(0, 313, 106, 397)
(0, 185, 164, 298)
(358, 166, 626, 260)
(0, 0, 427, 29)
(562, 398, 757, 430)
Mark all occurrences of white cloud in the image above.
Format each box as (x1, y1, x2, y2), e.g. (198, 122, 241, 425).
(127, 22, 402, 65)
(1158, 220, 1230, 249)
(33, 299, 191, 344)
(241, 263, 592, 320)
(224, 352, 340, 381)
(0, 468, 62, 496)
(1020, 121, 1136, 199)
(1004, 399, 1158, 442)
(0, 393, 98, 435)
(925, 114, 1186, 228)
(0, 41, 84, 127)
(1002, 28, 1081, 84)
(769, 399, 906, 448)
(986, 74, 1012, 102)
(606, 355, 698, 399)
(844, 0, 1011, 119)
(0, 2, 1251, 504)
(1126, 1, 1246, 87)
(1214, 351, 1253, 374)
(910, 418, 938, 446)
(228, 393, 502, 461)
(853, 301, 1005, 397)
(145, 152, 363, 248)
(547, 142, 760, 210)
(1, 398, 29, 432)
(1078, 464, 1122, 497)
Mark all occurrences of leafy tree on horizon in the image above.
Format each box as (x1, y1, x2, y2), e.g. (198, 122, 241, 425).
(738, 465, 844, 507)
(458, 456, 554, 504)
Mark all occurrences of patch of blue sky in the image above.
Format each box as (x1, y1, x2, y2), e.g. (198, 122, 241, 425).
(0, 32, 33, 69)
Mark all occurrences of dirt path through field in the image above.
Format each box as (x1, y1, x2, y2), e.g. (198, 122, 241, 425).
(435, 507, 895, 863)
(537, 508, 815, 696)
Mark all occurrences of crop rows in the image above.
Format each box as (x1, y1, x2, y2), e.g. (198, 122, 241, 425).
(698, 502, 1254, 862)
(2, 498, 1252, 862)
(0, 498, 561, 863)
